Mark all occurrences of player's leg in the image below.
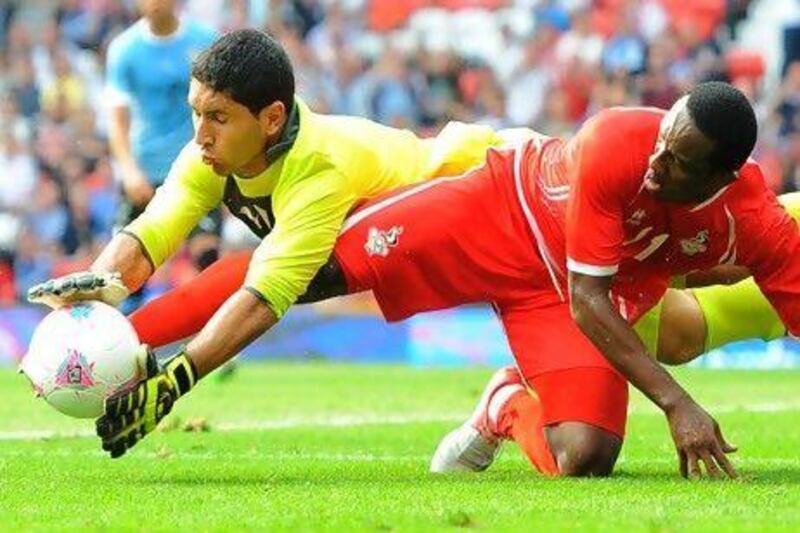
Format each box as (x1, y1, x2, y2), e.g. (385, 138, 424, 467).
(642, 278, 786, 366)
(128, 244, 353, 347)
(633, 290, 706, 366)
(500, 301, 626, 477)
(432, 300, 627, 477)
(129, 250, 251, 347)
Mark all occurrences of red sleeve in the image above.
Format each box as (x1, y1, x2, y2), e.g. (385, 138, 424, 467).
(565, 113, 637, 277)
(735, 167, 800, 336)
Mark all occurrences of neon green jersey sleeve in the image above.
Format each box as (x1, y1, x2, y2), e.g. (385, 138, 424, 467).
(244, 169, 353, 318)
(125, 144, 224, 267)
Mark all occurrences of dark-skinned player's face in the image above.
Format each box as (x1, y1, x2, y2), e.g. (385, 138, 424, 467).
(645, 96, 734, 204)
(188, 79, 286, 178)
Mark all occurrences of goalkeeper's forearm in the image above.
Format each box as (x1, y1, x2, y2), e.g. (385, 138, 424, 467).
(91, 232, 154, 292)
(185, 289, 278, 377)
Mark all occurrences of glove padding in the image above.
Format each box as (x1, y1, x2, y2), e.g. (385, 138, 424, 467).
(96, 348, 198, 459)
(27, 271, 130, 309)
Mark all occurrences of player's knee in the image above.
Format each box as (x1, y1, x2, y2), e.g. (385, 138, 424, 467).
(547, 422, 622, 477)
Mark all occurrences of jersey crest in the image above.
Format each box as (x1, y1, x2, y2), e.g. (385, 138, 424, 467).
(679, 230, 709, 256)
(365, 226, 404, 257)
(223, 177, 276, 238)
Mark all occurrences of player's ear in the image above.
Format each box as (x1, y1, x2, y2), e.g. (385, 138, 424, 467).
(258, 100, 287, 138)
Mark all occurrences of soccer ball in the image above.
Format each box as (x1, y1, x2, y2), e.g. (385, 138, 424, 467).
(19, 301, 143, 419)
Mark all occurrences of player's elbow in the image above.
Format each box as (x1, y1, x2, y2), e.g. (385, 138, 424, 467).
(569, 285, 596, 330)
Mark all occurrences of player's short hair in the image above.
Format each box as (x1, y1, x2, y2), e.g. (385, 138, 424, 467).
(191, 29, 295, 116)
(686, 81, 757, 173)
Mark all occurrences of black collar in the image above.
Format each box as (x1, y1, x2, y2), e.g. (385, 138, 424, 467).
(264, 100, 300, 164)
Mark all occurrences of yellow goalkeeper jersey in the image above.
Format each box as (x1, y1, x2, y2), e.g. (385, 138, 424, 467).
(125, 99, 503, 317)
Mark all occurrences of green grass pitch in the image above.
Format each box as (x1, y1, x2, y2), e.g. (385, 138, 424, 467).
(1, 363, 799, 531)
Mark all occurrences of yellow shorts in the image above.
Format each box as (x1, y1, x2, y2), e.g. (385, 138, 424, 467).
(634, 277, 786, 358)
(692, 277, 786, 351)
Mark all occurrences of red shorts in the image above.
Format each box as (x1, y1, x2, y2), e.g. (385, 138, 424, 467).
(333, 147, 628, 437)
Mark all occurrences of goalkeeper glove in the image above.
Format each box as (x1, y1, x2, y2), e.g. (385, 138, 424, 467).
(27, 271, 130, 309)
(96, 348, 198, 459)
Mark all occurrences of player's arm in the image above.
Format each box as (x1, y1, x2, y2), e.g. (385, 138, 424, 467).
(570, 274, 692, 410)
(569, 272, 736, 480)
(105, 38, 154, 207)
(28, 146, 220, 309)
(684, 265, 750, 287)
(108, 104, 155, 207)
(96, 171, 352, 457)
(186, 177, 351, 376)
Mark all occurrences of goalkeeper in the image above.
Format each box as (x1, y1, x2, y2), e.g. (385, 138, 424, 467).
(26, 29, 508, 458)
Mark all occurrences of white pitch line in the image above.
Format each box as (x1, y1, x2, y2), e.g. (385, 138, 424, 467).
(2, 400, 800, 442)
(215, 413, 464, 432)
(0, 413, 465, 442)
(0, 449, 432, 462)
(627, 400, 800, 415)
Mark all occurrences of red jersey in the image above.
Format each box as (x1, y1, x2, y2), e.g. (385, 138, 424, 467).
(519, 108, 800, 332)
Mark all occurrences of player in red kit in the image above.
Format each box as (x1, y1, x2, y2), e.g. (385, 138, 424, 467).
(50, 83, 800, 478)
(328, 82, 800, 479)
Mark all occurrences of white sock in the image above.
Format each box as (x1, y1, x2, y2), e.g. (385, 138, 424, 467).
(486, 383, 525, 432)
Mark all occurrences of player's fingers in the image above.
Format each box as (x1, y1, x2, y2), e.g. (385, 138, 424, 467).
(101, 422, 139, 457)
(97, 407, 140, 439)
(96, 415, 124, 439)
(26, 284, 44, 300)
(712, 443, 739, 479)
(698, 449, 721, 479)
(678, 448, 688, 479)
(96, 414, 123, 439)
(52, 276, 76, 296)
(108, 439, 128, 459)
(27, 279, 54, 300)
(686, 450, 701, 479)
(75, 273, 101, 291)
(715, 424, 738, 453)
(106, 385, 145, 417)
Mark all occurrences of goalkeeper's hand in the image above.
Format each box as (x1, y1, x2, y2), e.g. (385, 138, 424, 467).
(96, 348, 198, 459)
(27, 271, 130, 309)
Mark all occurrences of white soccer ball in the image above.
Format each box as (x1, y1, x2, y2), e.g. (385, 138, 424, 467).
(20, 301, 143, 419)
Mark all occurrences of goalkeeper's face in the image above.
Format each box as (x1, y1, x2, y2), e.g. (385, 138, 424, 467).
(189, 79, 286, 178)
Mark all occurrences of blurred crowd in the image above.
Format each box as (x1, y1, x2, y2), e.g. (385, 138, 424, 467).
(1, 0, 800, 305)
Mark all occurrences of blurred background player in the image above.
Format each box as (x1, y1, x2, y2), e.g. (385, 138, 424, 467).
(105, 0, 216, 312)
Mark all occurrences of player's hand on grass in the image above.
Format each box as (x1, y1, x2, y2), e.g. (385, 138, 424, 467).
(27, 271, 130, 309)
(96, 348, 198, 458)
(666, 397, 738, 479)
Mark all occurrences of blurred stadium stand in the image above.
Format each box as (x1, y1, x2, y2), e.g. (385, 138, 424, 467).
(1, 0, 800, 366)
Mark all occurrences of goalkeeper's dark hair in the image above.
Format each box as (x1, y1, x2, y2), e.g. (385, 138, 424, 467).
(686, 81, 757, 173)
(191, 29, 294, 116)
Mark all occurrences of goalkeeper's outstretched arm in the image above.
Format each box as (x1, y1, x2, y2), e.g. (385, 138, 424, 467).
(28, 232, 155, 309)
(185, 288, 277, 377)
(92, 232, 155, 292)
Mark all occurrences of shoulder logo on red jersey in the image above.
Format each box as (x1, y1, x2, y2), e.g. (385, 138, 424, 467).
(365, 226, 404, 257)
(680, 230, 709, 256)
